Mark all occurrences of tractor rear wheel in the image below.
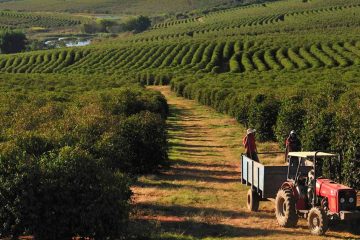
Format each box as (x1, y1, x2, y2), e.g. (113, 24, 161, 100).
(308, 207, 328, 235)
(247, 189, 260, 211)
(275, 188, 298, 227)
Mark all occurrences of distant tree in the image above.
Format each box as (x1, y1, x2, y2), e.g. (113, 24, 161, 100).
(26, 39, 50, 51)
(0, 30, 27, 54)
(123, 15, 151, 33)
(82, 19, 122, 33)
(81, 23, 101, 34)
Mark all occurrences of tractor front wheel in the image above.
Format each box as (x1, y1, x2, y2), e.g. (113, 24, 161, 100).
(308, 207, 328, 235)
(349, 219, 360, 235)
(247, 189, 260, 212)
(275, 188, 298, 227)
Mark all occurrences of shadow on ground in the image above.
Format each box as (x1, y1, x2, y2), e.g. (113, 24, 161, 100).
(128, 218, 325, 239)
(134, 180, 215, 191)
(135, 203, 274, 220)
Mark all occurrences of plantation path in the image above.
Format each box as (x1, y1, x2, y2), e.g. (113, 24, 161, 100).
(131, 86, 357, 240)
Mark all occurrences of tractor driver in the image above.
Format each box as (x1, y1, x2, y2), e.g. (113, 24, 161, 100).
(307, 169, 315, 205)
(243, 128, 259, 162)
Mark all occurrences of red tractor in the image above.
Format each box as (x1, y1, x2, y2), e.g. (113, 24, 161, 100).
(275, 152, 360, 235)
(241, 151, 360, 236)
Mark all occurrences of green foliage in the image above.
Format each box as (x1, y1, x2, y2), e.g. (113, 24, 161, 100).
(229, 53, 241, 72)
(0, 74, 169, 238)
(98, 111, 168, 173)
(82, 19, 123, 33)
(0, 149, 40, 238)
(231, 94, 252, 126)
(0, 10, 83, 30)
(301, 99, 336, 151)
(123, 15, 151, 33)
(81, 22, 103, 33)
(331, 93, 360, 188)
(275, 98, 306, 147)
(36, 147, 131, 239)
(14, 133, 55, 157)
(0, 0, 240, 14)
(1, 37, 359, 75)
(248, 95, 279, 141)
(0, 146, 131, 239)
(0, 30, 26, 53)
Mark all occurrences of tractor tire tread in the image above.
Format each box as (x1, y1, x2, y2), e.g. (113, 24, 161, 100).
(308, 207, 328, 235)
(275, 188, 298, 227)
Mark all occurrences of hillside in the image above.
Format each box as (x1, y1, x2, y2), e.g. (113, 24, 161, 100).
(0, 0, 358, 73)
(0, 10, 86, 30)
(0, 0, 260, 14)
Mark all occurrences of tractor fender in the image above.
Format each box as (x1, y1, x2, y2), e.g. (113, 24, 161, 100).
(280, 182, 299, 199)
(280, 181, 296, 191)
(280, 181, 307, 210)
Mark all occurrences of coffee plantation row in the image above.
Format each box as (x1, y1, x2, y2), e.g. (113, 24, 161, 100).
(0, 40, 359, 75)
(0, 73, 168, 239)
(0, 11, 84, 29)
(131, 0, 360, 42)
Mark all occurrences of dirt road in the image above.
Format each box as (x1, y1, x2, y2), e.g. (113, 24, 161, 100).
(131, 86, 358, 240)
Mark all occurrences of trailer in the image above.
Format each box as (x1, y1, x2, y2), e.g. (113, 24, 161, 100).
(241, 153, 311, 211)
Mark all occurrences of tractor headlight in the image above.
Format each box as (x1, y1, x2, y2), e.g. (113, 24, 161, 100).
(349, 197, 355, 203)
(340, 198, 345, 204)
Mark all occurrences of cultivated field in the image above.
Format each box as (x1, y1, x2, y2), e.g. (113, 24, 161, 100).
(0, 0, 249, 14)
(0, 11, 84, 30)
(0, 0, 359, 239)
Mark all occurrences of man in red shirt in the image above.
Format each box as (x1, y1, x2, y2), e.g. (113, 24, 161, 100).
(243, 128, 259, 162)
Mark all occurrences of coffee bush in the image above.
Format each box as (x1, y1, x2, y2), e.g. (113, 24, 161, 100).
(248, 94, 280, 141)
(35, 147, 131, 240)
(275, 97, 306, 147)
(0, 149, 40, 239)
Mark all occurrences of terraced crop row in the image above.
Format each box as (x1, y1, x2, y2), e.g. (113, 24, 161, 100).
(133, 1, 360, 44)
(204, 3, 266, 18)
(64, 48, 128, 74)
(285, 3, 360, 18)
(133, 14, 285, 43)
(0, 49, 89, 74)
(152, 8, 284, 30)
(0, 41, 359, 74)
(0, 11, 83, 29)
(152, 17, 197, 29)
(228, 42, 360, 72)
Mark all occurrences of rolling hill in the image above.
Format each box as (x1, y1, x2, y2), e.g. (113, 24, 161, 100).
(0, 0, 262, 14)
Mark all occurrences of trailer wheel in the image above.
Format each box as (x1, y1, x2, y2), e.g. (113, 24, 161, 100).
(308, 207, 328, 235)
(247, 189, 260, 212)
(275, 188, 298, 227)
